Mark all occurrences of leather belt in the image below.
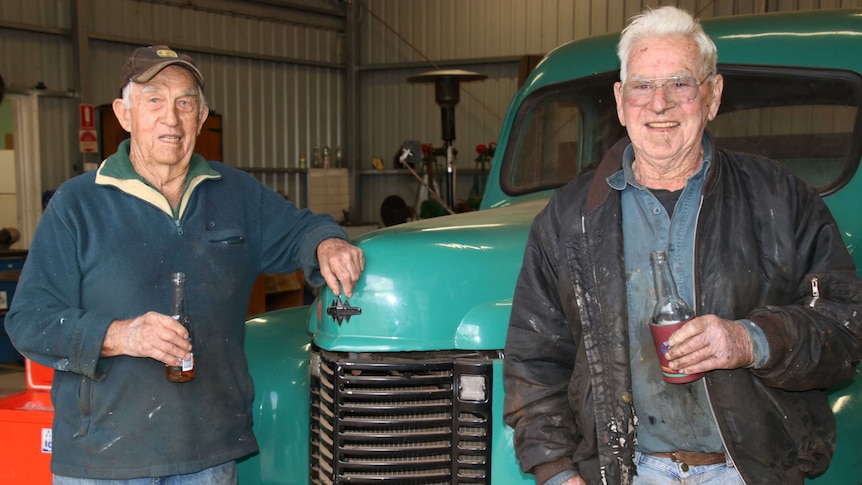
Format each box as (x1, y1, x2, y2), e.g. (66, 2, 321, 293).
(650, 451, 726, 471)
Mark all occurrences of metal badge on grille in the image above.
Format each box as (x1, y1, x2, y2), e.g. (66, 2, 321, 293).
(326, 295, 361, 325)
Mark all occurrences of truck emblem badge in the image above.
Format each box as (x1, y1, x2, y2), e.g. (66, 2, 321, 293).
(326, 295, 361, 325)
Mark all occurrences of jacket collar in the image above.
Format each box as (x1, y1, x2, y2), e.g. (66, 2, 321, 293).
(586, 132, 721, 213)
(95, 138, 221, 218)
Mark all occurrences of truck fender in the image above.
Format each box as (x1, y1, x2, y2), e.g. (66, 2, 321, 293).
(238, 306, 313, 485)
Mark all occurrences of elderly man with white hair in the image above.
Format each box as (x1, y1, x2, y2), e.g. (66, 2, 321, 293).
(503, 6, 862, 485)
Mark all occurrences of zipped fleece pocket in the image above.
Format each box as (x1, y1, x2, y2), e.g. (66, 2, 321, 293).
(206, 229, 247, 246)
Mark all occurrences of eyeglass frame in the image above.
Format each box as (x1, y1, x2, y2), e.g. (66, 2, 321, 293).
(620, 73, 716, 107)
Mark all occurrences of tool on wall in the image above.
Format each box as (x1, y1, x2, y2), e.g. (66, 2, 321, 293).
(397, 140, 453, 218)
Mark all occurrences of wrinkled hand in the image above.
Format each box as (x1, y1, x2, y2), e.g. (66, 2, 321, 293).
(101, 312, 192, 366)
(665, 315, 754, 375)
(317, 238, 365, 298)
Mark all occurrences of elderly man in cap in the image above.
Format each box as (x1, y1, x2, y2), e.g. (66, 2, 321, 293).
(6, 45, 364, 483)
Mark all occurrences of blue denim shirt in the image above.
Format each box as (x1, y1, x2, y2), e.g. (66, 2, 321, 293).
(609, 136, 724, 454)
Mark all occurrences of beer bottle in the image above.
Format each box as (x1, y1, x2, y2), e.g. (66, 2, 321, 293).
(650, 250, 694, 325)
(165, 272, 195, 382)
(649, 250, 703, 383)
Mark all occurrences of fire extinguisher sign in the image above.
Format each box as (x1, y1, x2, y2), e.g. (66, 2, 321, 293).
(79, 104, 98, 154)
(41, 428, 52, 453)
(79, 104, 95, 129)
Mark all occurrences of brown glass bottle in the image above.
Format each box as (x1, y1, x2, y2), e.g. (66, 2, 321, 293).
(165, 272, 195, 382)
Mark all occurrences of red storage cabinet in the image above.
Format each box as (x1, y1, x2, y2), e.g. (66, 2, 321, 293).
(0, 359, 54, 484)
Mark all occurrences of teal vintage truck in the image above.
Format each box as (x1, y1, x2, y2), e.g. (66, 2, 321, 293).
(238, 9, 862, 484)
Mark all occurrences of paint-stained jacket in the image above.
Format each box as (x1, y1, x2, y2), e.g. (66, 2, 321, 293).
(503, 136, 862, 485)
(6, 140, 348, 479)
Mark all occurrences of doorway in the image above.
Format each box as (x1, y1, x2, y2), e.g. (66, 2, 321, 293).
(0, 99, 16, 248)
(1, 93, 45, 250)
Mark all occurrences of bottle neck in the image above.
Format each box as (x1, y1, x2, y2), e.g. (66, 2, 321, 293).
(655, 258, 683, 301)
(171, 273, 186, 317)
(650, 251, 694, 324)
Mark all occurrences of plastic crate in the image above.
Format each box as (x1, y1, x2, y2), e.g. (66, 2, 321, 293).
(0, 359, 54, 483)
(0, 389, 53, 484)
(26, 359, 53, 390)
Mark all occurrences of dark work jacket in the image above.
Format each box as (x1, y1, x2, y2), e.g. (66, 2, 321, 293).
(503, 136, 862, 485)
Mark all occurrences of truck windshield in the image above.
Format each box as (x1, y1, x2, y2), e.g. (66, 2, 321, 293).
(501, 66, 862, 197)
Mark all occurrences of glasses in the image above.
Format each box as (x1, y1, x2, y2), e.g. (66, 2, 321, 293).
(622, 74, 714, 107)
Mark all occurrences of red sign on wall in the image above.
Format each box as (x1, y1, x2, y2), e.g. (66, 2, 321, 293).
(79, 129, 97, 153)
(79, 104, 95, 129)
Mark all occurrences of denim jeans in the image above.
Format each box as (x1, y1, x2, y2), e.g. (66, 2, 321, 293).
(632, 452, 745, 485)
(52, 461, 237, 485)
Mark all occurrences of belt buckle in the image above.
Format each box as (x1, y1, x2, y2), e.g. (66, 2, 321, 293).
(669, 452, 690, 472)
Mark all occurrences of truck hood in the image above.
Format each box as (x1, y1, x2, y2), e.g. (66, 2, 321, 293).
(309, 198, 548, 352)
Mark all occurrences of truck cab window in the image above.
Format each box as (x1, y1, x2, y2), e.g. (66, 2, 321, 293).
(501, 67, 862, 197)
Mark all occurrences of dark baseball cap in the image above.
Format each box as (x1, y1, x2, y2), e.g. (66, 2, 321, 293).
(119, 45, 205, 94)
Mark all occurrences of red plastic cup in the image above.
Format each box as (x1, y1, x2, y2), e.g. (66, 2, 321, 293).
(649, 319, 704, 384)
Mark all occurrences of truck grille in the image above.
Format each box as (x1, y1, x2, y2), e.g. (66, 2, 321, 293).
(309, 349, 496, 484)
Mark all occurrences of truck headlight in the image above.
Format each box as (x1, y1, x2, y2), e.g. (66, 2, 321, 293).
(458, 374, 487, 402)
(309, 351, 320, 379)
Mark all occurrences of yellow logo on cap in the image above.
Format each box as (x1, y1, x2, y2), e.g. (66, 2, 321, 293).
(156, 49, 179, 59)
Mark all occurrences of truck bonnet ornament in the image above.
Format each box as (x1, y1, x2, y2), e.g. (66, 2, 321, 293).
(327, 295, 361, 325)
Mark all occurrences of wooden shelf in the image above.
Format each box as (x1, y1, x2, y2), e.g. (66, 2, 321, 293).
(247, 270, 307, 316)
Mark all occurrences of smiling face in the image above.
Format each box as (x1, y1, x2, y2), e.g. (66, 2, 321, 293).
(113, 65, 208, 175)
(613, 35, 722, 176)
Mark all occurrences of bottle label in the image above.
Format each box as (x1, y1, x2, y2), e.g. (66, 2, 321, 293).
(172, 314, 193, 372)
(182, 353, 194, 372)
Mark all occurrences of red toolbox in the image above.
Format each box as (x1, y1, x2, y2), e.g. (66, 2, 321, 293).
(0, 359, 54, 484)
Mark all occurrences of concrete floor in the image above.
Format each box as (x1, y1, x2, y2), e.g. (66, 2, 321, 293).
(0, 361, 26, 398)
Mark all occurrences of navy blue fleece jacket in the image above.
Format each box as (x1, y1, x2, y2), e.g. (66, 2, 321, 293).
(5, 139, 348, 478)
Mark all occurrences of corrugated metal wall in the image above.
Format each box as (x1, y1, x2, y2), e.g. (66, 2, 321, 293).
(355, 0, 862, 222)
(3, 0, 862, 223)
(355, 0, 780, 173)
(0, 0, 76, 190)
(86, 0, 345, 201)
(1, 0, 344, 202)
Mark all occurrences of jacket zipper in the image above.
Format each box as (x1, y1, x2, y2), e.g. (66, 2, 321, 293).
(809, 276, 820, 308)
(702, 379, 746, 483)
(693, 193, 748, 484)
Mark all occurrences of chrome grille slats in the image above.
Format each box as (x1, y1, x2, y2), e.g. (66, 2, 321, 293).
(309, 350, 495, 484)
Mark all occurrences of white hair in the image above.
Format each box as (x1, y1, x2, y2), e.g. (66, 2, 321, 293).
(121, 81, 207, 114)
(617, 6, 718, 81)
